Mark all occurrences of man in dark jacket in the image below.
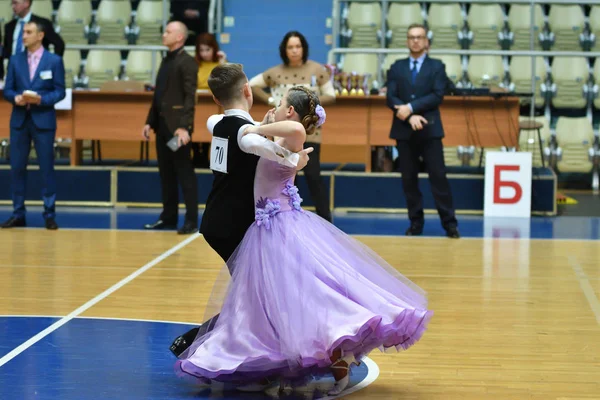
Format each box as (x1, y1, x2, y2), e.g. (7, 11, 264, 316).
(142, 21, 199, 235)
(386, 23, 459, 238)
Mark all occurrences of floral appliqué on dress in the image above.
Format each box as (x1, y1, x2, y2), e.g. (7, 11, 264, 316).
(282, 180, 303, 212)
(254, 197, 281, 230)
(255, 180, 303, 229)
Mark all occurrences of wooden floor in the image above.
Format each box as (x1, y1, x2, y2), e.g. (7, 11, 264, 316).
(1, 229, 599, 399)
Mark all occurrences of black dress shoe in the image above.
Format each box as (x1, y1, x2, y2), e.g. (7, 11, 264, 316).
(143, 220, 177, 230)
(446, 226, 460, 239)
(177, 221, 197, 235)
(170, 327, 200, 357)
(0, 217, 26, 228)
(405, 225, 423, 236)
(45, 218, 58, 230)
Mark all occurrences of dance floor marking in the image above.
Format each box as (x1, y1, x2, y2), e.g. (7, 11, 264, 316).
(0, 315, 377, 399)
(0, 233, 200, 368)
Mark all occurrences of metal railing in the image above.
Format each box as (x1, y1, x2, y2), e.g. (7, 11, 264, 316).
(330, 0, 600, 121)
(329, 48, 600, 58)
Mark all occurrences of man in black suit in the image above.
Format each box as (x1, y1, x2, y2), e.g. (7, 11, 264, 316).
(386, 23, 459, 238)
(0, 0, 65, 80)
(142, 21, 199, 235)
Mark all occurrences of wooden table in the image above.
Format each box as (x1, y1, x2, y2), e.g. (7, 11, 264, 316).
(369, 96, 521, 148)
(68, 91, 219, 164)
(0, 91, 520, 170)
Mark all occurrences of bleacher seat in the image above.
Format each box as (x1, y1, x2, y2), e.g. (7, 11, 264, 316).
(592, 60, 600, 109)
(96, 0, 131, 45)
(347, 2, 381, 48)
(387, 3, 422, 48)
(134, 0, 165, 45)
(427, 3, 463, 50)
(437, 54, 463, 83)
(507, 4, 544, 50)
(342, 53, 379, 81)
(467, 4, 504, 49)
(589, 6, 600, 50)
(0, 0, 12, 32)
(31, 0, 53, 20)
(84, 50, 122, 88)
(125, 50, 153, 82)
(443, 147, 463, 167)
(63, 50, 82, 88)
(550, 57, 589, 109)
(56, 0, 92, 44)
(509, 56, 547, 108)
(467, 56, 505, 87)
(548, 5, 585, 51)
(555, 117, 595, 173)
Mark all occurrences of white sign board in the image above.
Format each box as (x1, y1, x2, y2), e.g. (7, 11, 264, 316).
(55, 88, 72, 110)
(484, 151, 533, 218)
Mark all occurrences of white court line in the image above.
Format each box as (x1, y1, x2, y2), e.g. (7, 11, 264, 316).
(0, 232, 200, 368)
(0, 314, 379, 399)
(569, 256, 600, 325)
(0, 315, 199, 326)
(0, 264, 223, 273)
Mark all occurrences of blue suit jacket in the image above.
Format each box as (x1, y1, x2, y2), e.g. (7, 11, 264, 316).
(3, 49, 66, 130)
(386, 56, 447, 141)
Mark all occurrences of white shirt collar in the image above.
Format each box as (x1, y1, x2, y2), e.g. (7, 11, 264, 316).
(224, 109, 255, 124)
(410, 54, 426, 64)
(19, 11, 32, 23)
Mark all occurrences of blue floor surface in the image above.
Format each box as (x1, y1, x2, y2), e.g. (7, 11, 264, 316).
(0, 317, 369, 400)
(1, 206, 599, 240)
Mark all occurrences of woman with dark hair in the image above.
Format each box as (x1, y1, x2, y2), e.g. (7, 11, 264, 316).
(250, 31, 335, 222)
(195, 33, 227, 90)
(193, 33, 227, 167)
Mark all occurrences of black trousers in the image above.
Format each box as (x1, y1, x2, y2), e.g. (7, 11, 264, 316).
(396, 136, 457, 229)
(191, 142, 210, 168)
(302, 142, 332, 222)
(203, 234, 244, 274)
(155, 119, 198, 225)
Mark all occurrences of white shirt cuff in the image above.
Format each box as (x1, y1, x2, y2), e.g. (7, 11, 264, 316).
(238, 128, 299, 168)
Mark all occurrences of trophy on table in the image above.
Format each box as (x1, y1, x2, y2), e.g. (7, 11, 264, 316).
(338, 72, 350, 96)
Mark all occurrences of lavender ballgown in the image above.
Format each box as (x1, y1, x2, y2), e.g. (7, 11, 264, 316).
(175, 157, 433, 385)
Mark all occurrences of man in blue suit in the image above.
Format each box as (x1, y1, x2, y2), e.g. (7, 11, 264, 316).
(1, 21, 65, 230)
(386, 23, 459, 238)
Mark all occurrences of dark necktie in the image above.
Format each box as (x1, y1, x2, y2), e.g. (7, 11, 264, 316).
(17, 20, 25, 53)
(411, 60, 418, 85)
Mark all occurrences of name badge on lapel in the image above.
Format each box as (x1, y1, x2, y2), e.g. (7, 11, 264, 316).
(40, 70, 53, 80)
